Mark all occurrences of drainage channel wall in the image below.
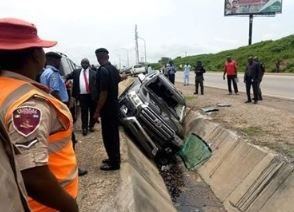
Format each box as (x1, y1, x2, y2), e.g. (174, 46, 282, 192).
(101, 133, 176, 212)
(184, 110, 294, 212)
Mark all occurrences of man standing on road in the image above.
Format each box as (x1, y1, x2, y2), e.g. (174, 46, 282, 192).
(244, 56, 260, 104)
(0, 18, 79, 211)
(40, 52, 69, 103)
(41, 53, 88, 176)
(66, 58, 98, 136)
(167, 61, 177, 84)
(223, 56, 239, 95)
(254, 56, 265, 101)
(183, 63, 191, 86)
(94, 48, 127, 171)
(194, 61, 206, 95)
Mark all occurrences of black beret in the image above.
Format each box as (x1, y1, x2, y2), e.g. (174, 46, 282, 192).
(45, 51, 62, 59)
(95, 48, 109, 54)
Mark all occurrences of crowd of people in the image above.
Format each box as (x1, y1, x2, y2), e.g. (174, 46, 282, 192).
(0, 18, 127, 211)
(168, 56, 265, 104)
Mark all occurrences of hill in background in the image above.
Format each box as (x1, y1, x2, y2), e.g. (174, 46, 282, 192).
(156, 34, 294, 73)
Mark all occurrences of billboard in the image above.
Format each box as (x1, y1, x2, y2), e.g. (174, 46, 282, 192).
(224, 0, 283, 16)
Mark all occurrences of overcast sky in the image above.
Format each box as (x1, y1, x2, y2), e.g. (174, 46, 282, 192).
(1, 0, 293, 66)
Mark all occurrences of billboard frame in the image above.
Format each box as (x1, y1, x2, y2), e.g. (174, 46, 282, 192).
(224, 0, 283, 17)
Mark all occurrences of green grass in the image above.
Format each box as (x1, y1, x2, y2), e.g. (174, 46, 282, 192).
(241, 126, 265, 137)
(155, 34, 294, 73)
(185, 95, 197, 101)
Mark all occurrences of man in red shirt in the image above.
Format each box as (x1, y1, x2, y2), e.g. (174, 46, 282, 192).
(223, 56, 239, 95)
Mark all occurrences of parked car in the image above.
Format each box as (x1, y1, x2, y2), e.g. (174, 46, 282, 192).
(119, 72, 186, 163)
(131, 64, 147, 75)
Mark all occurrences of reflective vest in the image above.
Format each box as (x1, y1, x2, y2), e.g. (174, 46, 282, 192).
(0, 76, 78, 212)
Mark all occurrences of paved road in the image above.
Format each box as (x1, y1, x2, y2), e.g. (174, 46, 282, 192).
(176, 72, 294, 100)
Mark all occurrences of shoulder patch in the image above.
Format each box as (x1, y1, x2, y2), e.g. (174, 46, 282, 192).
(12, 106, 42, 137)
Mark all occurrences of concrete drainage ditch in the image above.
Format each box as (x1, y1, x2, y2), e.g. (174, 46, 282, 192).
(102, 109, 294, 212)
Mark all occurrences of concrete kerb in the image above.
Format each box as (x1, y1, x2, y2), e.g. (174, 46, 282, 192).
(185, 110, 294, 212)
(101, 133, 176, 212)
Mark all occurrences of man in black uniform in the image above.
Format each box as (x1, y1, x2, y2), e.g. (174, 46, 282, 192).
(193, 60, 206, 95)
(94, 48, 127, 171)
(253, 56, 265, 101)
(244, 56, 260, 104)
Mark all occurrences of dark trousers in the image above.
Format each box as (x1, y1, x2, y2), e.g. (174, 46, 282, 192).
(168, 74, 175, 84)
(195, 80, 204, 94)
(227, 75, 238, 93)
(258, 81, 263, 100)
(101, 114, 120, 165)
(67, 102, 77, 149)
(246, 80, 259, 102)
(79, 94, 96, 130)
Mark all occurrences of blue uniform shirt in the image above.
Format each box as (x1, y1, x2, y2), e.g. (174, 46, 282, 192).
(40, 65, 69, 103)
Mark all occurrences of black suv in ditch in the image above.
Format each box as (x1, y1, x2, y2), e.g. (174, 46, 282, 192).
(119, 73, 186, 161)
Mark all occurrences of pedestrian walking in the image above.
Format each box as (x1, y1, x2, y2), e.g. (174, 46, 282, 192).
(93, 48, 127, 171)
(194, 61, 206, 95)
(183, 63, 191, 86)
(0, 18, 78, 211)
(244, 56, 260, 104)
(66, 58, 98, 136)
(223, 56, 239, 95)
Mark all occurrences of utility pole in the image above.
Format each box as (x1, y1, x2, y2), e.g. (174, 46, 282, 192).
(248, 14, 253, 45)
(135, 24, 139, 64)
(138, 37, 147, 64)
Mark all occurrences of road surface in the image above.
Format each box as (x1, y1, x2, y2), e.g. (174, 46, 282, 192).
(176, 72, 294, 100)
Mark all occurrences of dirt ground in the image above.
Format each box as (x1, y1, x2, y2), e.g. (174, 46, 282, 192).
(176, 82, 294, 159)
(74, 120, 122, 211)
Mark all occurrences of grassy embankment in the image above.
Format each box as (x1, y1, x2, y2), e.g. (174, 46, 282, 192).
(153, 34, 294, 73)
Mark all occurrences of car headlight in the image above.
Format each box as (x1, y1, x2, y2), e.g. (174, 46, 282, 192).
(128, 91, 143, 107)
(120, 104, 128, 114)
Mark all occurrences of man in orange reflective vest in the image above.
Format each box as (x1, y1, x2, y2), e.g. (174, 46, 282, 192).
(0, 18, 79, 212)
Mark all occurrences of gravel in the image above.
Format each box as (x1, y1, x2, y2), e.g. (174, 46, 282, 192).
(176, 83, 294, 159)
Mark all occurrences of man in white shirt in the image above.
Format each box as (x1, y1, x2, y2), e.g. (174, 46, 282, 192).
(183, 63, 191, 86)
(66, 58, 98, 136)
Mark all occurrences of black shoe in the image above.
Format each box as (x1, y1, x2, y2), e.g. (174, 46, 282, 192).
(102, 159, 110, 164)
(100, 163, 120, 171)
(254, 101, 258, 104)
(82, 129, 88, 136)
(78, 168, 88, 176)
(193, 92, 198, 95)
(89, 127, 95, 132)
(245, 100, 252, 103)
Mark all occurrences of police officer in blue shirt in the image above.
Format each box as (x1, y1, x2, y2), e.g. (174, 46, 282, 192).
(40, 52, 69, 103)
